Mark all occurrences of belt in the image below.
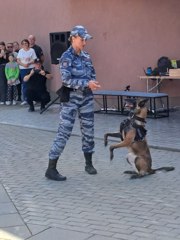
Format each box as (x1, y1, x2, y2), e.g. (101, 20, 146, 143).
(70, 87, 91, 94)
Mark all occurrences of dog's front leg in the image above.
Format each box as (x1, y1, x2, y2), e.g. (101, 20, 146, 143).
(109, 145, 115, 160)
(109, 142, 127, 160)
(109, 137, 133, 160)
(104, 132, 121, 146)
(104, 133, 109, 146)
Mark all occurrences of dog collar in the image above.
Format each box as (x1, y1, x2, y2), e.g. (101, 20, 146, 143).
(133, 115, 146, 123)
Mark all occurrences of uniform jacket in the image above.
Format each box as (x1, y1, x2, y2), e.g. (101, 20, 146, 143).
(60, 46, 96, 90)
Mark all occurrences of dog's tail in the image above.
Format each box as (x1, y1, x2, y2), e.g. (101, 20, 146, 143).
(129, 167, 174, 179)
(153, 166, 175, 172)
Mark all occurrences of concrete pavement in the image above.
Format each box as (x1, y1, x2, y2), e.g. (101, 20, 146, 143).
(0, 103, 180, 240)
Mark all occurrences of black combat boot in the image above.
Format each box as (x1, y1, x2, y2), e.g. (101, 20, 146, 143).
(84, 152, 97, 175)
(45, 159, 67, 181)
(28, 105, 35, 112)
(40, 102, 45, 111)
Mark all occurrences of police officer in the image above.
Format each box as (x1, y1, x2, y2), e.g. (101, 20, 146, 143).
(45, 25, 101, 181)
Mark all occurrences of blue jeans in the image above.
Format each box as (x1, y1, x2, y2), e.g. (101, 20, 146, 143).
(20, 68, 32, 101)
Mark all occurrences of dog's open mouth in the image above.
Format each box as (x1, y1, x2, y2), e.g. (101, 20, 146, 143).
(124, 98, 136, 110)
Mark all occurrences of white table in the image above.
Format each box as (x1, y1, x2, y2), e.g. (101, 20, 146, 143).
(140, 75, 180, 92)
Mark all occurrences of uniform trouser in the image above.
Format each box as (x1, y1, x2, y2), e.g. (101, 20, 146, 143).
(0, 64, 7, 102)
(49, 91, 94, 160)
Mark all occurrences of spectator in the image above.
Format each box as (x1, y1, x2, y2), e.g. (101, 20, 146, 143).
(28, 35, 44, 64)
(6, 43, 14, 53)
(5, 53, 20, 105)
(13, 41, 21, 101)
(0, 41, 9, 104)
(7, 42, 18, 58)
(23, 58, 51, 112)
(17, 39, 37, 105)
(13, 41, 20, 54)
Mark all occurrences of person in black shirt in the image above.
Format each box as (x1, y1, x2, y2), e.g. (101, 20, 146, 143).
(28, 35, 44, 64)
(23, 59, 52, 112)
(0, 41, 9, 104)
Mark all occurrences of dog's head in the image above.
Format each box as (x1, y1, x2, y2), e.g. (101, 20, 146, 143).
(124, 98, 149, 117)
(134, 98, 149, 117)
(124, 98, 137, 110)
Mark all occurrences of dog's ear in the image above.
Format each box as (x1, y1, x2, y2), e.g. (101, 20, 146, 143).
(138, 98, 149, 108)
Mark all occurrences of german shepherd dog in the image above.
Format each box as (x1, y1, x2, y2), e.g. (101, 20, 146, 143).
(104, 98, 174, 179)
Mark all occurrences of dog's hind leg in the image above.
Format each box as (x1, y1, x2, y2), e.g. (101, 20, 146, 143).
(104, 132, 122, 146)
(125, 152, 139, 174)
(130, 174, 146, 179)
(130, 170, 155, 179)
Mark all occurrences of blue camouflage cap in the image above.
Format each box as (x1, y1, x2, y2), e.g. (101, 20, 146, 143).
(70, 25, 93, 40)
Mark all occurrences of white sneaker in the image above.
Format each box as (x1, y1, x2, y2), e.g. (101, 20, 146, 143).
(12, 100, 17, 105)
(6, 101, 11, 105)
(0, 101, 5, 105)
(20, 101, 27, 106)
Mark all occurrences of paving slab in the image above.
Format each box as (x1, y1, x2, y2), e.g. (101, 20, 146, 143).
(0, 185, 11, 203)
(25, 224, 49, 235)
(0, 104, 180, 240)
(88, 236, 116, 240)
(0, 202, 17, 215)
(0, 104, 180, 151)
(27, 227, 92, 240)
(0, 226, 30, 240)
(0, 213, 24, 228)
(0, 229, 23, 240)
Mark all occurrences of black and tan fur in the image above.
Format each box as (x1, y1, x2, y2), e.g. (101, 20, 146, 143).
(104, 98, 174, 179)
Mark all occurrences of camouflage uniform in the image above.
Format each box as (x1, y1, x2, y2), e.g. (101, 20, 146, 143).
(49, 46, 96, 160)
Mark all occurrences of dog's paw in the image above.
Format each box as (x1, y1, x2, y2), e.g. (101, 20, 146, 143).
(104, 134, 108, 147)
(130, 174, 139, 179)
(130, 174, 144, 179)
(109, 146, 114, 160)
(110, 153, 114, 161)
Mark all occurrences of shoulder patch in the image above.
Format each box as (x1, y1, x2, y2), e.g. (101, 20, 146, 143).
(61, 59, 71, 68)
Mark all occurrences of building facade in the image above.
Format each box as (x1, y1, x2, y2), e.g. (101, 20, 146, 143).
(1, 0, 180, 106)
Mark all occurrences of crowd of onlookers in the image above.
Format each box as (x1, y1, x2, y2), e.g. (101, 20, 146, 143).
(0, 35, 52, 112)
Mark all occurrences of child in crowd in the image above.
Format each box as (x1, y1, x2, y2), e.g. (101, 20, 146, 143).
(5, 54, 20, 105)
